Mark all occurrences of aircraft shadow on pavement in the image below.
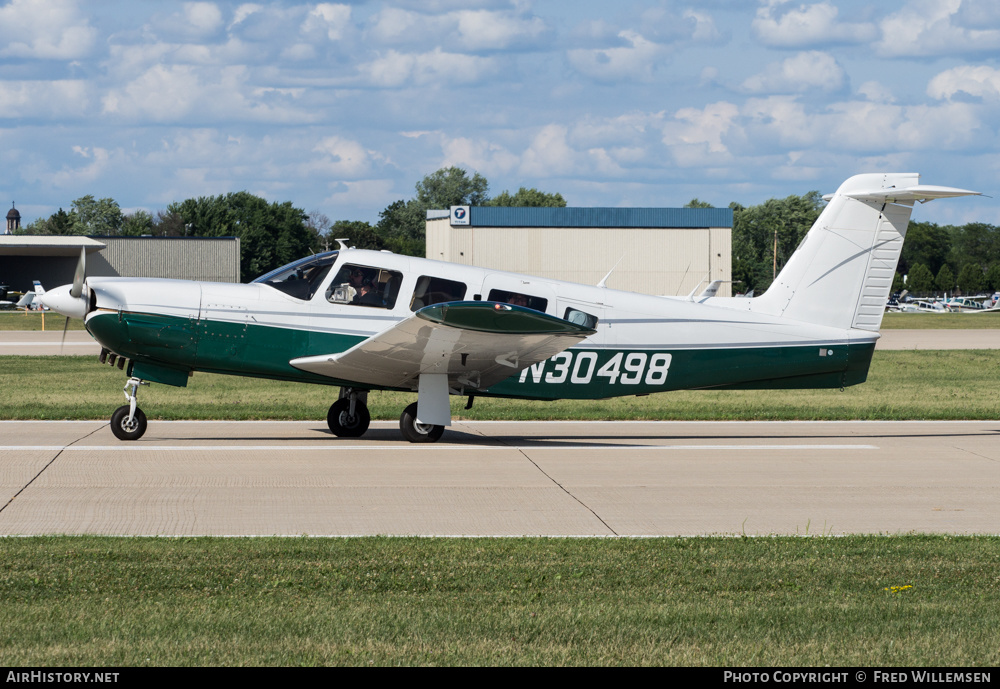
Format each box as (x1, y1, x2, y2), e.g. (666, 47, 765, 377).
(139, 425, 1000, 449)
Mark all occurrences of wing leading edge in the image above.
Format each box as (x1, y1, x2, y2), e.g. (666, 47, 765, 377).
(289, 301, 597, 392)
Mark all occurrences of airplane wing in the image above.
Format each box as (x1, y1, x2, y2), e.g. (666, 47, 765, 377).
(289, 301, 597, 391)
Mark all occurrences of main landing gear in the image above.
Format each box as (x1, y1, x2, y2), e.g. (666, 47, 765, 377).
(399, 402, 444, 443)
(328, 387, 446, 443)
(110, 376, 149, 441)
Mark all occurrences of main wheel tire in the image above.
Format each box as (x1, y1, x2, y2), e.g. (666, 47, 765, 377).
(110, 405, 147, 441)
(327, 398, 371, 437)
(399, 402, 444, 443)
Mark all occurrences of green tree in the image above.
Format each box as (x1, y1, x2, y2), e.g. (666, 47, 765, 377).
(899, 222, 951, 276)
(71, 195, 123, 235)
(892, 271, 905, 293)
(985, 264, 1000, 291)
(905, 263, 934, 294)
(957, 262, 985, 294)
(152, 210, 185, 237)
(375, 167, 496, 256)
(683, 198, 714, 209)
(18, 208, 76, 235)
(949, 222, 1000, 272)
(415, 166, 489, 208)
(935, 264, 955, 294)
(731, 191, 824, 293)
(121, 210, 153, 236)
(167, 191, 312, 280)
(486, 187, 566, 207)
(329, 220, 384, 251)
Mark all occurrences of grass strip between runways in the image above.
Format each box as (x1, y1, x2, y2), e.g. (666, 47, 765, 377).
(3, 350, 1000, 421)
(0, 536, 997, 667)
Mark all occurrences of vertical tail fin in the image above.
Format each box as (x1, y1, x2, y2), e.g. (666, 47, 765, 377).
(751, 173, 979, 332)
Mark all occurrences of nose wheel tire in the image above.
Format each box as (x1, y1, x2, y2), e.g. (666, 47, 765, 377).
(110, 405, 147, 441)
(399, 402, 444, 443)
(327, 398, 371, 437)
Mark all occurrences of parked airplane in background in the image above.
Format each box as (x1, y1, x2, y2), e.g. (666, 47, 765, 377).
(40, 173, 979, 443)
(943, 296, 1000, 313)
(898, 299, 947, 313)
(14, 281, 46, 311)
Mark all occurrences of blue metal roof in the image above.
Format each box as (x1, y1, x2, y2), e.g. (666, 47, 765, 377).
(467, 206, 732, 228)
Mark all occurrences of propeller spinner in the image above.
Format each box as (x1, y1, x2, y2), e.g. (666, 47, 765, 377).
(38, 247, 90, 319)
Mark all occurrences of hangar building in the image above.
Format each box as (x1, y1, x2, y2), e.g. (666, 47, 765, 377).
(0, 235, 240, 294)
(426, 205, 733, 297)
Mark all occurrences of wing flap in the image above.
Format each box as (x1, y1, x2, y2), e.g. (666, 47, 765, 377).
(290, 301, 597, 391)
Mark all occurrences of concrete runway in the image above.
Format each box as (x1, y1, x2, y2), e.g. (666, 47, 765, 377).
(1, 420, 998, 537)
(0, 329, 997, 356)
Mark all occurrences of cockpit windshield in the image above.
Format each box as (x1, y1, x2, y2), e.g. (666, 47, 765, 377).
(251, 251, 338, 301)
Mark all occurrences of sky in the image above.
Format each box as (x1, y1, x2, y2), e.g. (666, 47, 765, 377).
(1, 0, 998, 228)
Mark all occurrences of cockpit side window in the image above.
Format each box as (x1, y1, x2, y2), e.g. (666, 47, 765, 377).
(410, 276, 467, 311)
(326, 263, 404, 309)
(252, 252, 337, 301)
(564, 307, 598, 329)
(488, 289, 547, 313)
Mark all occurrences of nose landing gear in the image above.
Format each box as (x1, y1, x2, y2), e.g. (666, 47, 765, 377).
(110, 376, 149, 440)
(327, 388, 371, 437)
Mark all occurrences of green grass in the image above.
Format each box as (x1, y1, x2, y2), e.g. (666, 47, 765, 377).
(3, 350, 1000, 421)
(0, 312, 87, 330)
(0, 536, 996, 666)
(881, 312, 1000, 329)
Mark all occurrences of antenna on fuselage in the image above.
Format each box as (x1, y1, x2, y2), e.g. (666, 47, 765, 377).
(334, 238, 352, 251)
(597, 254, 626, 288)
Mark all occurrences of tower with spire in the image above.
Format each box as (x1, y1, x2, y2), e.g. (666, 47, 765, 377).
(6, 203, 20, 234)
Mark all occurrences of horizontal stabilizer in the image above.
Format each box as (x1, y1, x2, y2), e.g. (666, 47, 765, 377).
(824, 185, 981, 204)
(290, 301, 596, 391)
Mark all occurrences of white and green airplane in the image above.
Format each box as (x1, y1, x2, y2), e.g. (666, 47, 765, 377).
(40, 173, 979, 443)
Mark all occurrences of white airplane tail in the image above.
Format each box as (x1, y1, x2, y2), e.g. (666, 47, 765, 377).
(33, 280, 45, 296)
(751, 173, 978, 332)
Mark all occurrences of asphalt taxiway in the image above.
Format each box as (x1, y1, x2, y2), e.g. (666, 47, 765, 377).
(1, 420, 997, 536)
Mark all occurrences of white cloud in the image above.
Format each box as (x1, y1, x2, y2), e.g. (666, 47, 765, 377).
(183, 3, 224, 34)
(50, 146, 115, 188)
(664, 102, 740, 153)
(440, 136, 519, 175)
(322, 179, 398, 209)
(683, 10, 722, 43)
(0, 0, 97, 59)
(567, 30, 667, 83)
(367, 7, 548, 51)
(928, 65, 1000, 100)
(753, 2, 877, 48)
(741, 51, 845, 94)
(101, 64, 314, 124)
(311, 137, 372, 178)
(520, 125, 581, 177)
(0, 80, 90, 118)
(301, 3, 353, 41)
(360, 48, 499, 87)
(878, 0, 1000, 57)
(857, 81, 896, 103)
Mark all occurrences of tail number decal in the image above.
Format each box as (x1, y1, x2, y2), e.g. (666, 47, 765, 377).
(519, 351, 672, 386)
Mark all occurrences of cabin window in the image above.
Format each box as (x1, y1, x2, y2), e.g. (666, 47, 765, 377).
(564, 307, 598, 329)
(410, 276, 467, 311)
(327, 263, 404, 309)
(488, 289, 548, 312)
(253, 252, 337, 301)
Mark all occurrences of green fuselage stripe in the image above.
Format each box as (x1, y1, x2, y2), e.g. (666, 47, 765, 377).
(87, 311, 874, 399)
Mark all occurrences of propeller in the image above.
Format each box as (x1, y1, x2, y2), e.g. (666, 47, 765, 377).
(70, 246, 85, 299)
(62, 248, 87, 353)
